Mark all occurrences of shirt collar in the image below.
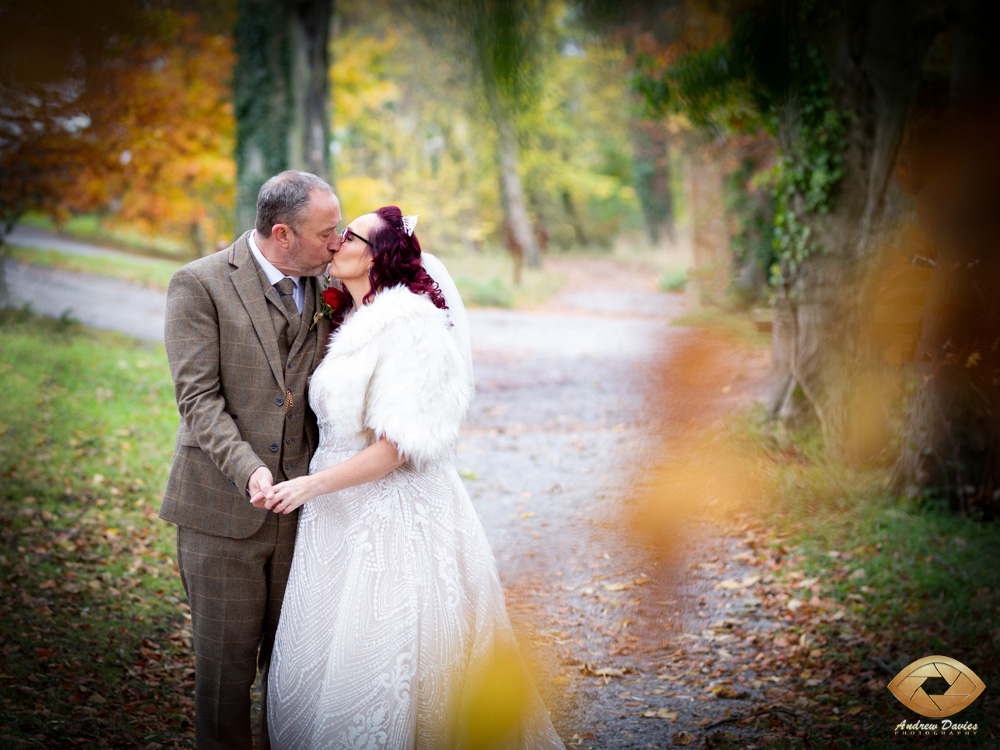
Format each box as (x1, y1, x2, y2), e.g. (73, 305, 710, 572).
(248, 230, 300, 290)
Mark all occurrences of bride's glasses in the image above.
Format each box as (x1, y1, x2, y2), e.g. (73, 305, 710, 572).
(341, 227, 372, 247)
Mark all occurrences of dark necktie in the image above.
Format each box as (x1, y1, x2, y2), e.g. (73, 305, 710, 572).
(274, 277, 300, 323)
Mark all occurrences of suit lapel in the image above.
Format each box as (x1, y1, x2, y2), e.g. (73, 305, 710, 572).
(230, 232, 285, 389)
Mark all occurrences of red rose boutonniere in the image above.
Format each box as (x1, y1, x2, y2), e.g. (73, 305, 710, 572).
(312, 285, 346, 329)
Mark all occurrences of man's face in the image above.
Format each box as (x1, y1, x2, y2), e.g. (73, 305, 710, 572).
(286, 190, 342, 276)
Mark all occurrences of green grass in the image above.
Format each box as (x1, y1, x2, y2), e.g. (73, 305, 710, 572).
(430, 247, 566, 309)
(0, 309, 196, 748)
(455, 276, 514, 308)
(741, 409, 1000, 632)
(7, 245, 182, 291)
(734, 408, 1000, 748)
(658, 267, 687, 292)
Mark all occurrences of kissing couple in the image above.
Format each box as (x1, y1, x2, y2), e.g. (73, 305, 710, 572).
(160, 170, 565, 749)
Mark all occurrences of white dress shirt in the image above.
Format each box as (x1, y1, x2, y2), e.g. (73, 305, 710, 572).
(248, 231, 303, 314)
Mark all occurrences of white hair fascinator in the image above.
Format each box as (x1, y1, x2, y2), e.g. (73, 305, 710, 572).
(402, 214, 419, 236)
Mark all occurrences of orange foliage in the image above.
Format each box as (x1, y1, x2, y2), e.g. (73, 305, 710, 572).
(609, 1, 731, 74)
(1, 12, 236, 253)
(67, 13, 236, 251)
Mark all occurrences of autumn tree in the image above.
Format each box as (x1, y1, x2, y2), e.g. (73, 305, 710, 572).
(0, 0, 156, 303)
(61, 13, 237, 255)
(516, 8, 641, 251)
(330, 11, 495, 250)
(0, 2, 238, 273)
(329, 0, 641, 259)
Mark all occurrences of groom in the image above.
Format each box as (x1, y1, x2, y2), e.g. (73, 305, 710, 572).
(161, 170, 341, 749)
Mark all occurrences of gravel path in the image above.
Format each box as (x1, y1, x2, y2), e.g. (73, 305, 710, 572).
(4, 236, 775, 748)
(6, 261, 168, 341)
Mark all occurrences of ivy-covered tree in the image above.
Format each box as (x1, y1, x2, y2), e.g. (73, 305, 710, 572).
(233, 0, 332, 231)
(632, 0, 1000, 515)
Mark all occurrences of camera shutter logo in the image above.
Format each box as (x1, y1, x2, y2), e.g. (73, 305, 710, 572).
(887, 656, 985, 718)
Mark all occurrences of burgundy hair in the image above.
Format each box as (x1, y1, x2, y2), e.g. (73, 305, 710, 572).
(363, 206, 447, 309)
(326, 206, 447, 329)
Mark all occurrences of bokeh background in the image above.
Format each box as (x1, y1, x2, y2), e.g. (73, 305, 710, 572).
(2, 1, 999, 748)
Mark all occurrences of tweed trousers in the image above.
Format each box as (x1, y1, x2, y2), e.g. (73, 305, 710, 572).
(177, 511, 297, 750)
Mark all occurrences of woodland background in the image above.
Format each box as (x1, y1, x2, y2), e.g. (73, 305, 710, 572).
(1, 0, 999, 747)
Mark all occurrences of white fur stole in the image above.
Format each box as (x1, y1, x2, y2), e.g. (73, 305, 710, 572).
(311, 284, 474, 467)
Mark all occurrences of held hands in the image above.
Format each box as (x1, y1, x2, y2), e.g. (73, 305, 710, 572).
(247, 465, 273, 499)
(248, 439, 401, 514)
(250, 474, 318, 514)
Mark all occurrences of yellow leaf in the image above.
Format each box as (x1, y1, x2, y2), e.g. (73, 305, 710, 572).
(641, 708, 678, 720)
(604, 581, 632, 592)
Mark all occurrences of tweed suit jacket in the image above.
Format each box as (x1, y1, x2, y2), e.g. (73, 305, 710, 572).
(160, 231, 333, 539)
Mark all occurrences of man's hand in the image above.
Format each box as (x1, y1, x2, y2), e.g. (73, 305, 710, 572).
(247, 466, 273, 501)
(249, 475, 318, 515)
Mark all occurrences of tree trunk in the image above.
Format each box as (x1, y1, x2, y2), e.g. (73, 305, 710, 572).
(560, 189, 588, 247)
(898, 221, 1000, 515)
(893, 0, 1000, 516)
(494, 101, 540, 268)
(685, 149, 728, 306)
(768, 0, 941, 447)
(234, 0, 331, 233)
(631, 118, 675, 246)
(288, 0, 332, 178)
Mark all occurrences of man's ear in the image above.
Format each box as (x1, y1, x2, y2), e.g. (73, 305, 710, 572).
(272, 223, 294, 249)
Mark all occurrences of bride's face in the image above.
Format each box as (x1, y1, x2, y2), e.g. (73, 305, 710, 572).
(328, 213, 378, 285)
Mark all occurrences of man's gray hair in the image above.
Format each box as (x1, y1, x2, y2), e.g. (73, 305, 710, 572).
(255, 170, 335, 237)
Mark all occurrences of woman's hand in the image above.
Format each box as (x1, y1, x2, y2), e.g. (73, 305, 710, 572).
(249, 438, 403, 514)
(250, 474, 318, 514)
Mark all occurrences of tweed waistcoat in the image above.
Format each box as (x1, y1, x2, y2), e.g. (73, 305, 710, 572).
(252, 260, 318, 483)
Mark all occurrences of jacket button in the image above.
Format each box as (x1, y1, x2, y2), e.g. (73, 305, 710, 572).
(284, 462, 293, 471)
(276, 397, 284, 406)
(285, 438, 292, 445)
(270, 443, 278, 452)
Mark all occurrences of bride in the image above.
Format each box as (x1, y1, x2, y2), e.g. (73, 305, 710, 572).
(251, 206, 565, 749)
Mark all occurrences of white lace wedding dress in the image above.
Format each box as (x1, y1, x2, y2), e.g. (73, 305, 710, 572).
(266, 285, 565, 749)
